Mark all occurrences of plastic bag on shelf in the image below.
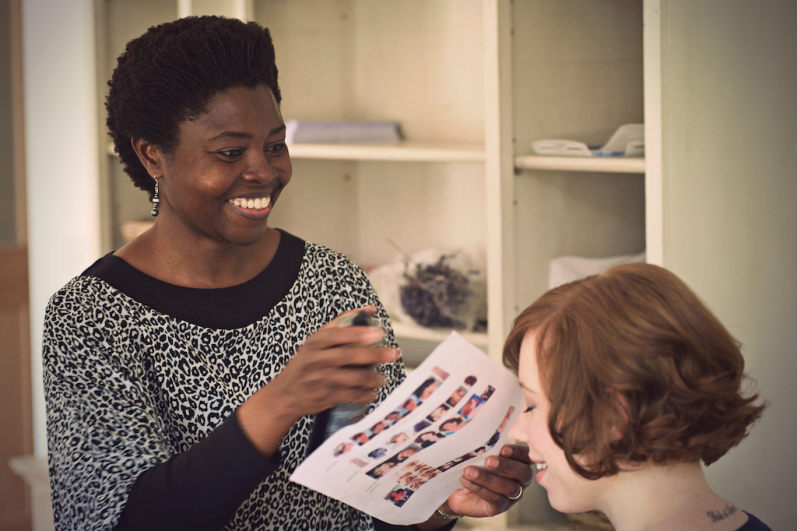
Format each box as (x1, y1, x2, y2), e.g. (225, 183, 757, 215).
(548, 250, 646, 289)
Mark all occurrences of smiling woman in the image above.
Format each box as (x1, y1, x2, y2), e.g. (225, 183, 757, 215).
(42, 16, 403, 531)
(41, 15, 530, 531)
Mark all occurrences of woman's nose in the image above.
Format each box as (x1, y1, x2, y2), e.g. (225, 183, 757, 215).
(509, 412, 528, 443)
(243, 153, 275, 183)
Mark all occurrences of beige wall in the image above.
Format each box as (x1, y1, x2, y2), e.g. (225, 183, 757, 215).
(659, 1, 796, 528)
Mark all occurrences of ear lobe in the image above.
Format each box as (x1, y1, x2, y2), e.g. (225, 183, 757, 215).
(131, 137, 163, 178)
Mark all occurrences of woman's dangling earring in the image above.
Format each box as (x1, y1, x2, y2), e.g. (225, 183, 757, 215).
(151, 178, 161, 217)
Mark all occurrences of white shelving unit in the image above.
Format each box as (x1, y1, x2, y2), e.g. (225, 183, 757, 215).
(505, 0, 647, 341)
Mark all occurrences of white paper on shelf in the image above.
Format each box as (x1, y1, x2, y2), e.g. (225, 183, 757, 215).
(290, 332, 523, 525)
(531, 123, 644, 157)
(285, 119, 403, 144)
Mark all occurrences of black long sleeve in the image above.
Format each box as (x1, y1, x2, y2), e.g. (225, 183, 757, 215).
(115, 411, 280, 530)
(373, 517, 458, 531)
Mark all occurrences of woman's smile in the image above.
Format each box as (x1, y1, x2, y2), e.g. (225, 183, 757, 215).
(228, 196, 271, 210)
(227, 194, 273, 219)
(533, 461, 548, 484)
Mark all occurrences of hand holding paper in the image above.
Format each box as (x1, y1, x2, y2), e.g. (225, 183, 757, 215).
(439, 443, 531, 520)
(290, 332, 529, 526)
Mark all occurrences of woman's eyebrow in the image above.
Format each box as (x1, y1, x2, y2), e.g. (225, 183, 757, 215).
(209, 124, 286, 142)
(519, 381, 537, 394)
(269, 124, 287, 136)
(209, 131, 252, 142)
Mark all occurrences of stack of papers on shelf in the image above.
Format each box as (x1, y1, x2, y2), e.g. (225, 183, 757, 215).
(286, 119, 403, 144)
(531, 123, 644, 157)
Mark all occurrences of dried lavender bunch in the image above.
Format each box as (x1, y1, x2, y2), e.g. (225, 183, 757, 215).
(399, 254, 471, 329)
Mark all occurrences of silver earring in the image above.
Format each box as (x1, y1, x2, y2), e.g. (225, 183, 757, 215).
(151, 179, 160, 217)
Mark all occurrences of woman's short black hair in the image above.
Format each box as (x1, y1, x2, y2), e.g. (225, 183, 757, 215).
(106, 15, 281, 196)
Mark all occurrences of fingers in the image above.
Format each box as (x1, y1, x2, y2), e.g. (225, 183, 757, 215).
(458, 444, 533, 507)
(308, 377, 380, 405)
(293, 346, 396, 389)
(323, 305, 378, 329)
(460, 467, 519, 508)
(273, 362, 381, 416)
(299, 343, 399, 375)
(276, 346, 398, 417)
(274, 307, 400, 417)
(473, 445, 533, 485)
(329, 362, 388, 393)
(499, 443, 532, 467)
(307, 324, 385, 350)
(493, 444, 533, 486)
(306, 307, 396, 366)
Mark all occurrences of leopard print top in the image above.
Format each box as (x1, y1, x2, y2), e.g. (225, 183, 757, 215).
(43, 232, 405, 531)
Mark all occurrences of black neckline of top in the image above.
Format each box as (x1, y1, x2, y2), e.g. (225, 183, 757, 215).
(81, 228, 305, 329)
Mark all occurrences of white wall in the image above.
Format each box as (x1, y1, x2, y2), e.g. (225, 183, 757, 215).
(23, 0, 101, 457)
(659, 1, 797, 529)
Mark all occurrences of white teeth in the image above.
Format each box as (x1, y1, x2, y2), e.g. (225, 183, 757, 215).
(535, 462, 548, 471)
(230, 196, 270, 210)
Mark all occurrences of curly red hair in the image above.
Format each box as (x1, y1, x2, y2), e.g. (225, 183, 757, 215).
(503, 263, 766, 479)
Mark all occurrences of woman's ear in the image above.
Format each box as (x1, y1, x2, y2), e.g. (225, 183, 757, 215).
(131, 137, 163, 178)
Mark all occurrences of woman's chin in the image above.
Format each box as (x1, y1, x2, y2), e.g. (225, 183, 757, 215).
(547, 491, 588, 516)
(224, 224, 272, 247)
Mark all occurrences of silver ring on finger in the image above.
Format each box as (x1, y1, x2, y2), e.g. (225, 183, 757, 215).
(507, 484, 523, 501)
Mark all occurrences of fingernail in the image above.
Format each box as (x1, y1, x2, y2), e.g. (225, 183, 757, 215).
(486, 456, 498, 469)
(465, 467, 479, 480)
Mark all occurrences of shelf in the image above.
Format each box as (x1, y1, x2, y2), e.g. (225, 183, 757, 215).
(391, 321, 489, 348)
(287, 141, 485, 163)
(514, 155, 645, 174)
(109, 140, 485, 164)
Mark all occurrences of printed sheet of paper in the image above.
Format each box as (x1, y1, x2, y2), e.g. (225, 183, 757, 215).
(290, 332, 524, 525)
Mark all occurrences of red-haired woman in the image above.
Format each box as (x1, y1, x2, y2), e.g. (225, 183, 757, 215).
(503, 263, 770, 530)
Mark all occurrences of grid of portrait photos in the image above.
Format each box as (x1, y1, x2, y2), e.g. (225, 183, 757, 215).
(291, 332, 524, 525)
